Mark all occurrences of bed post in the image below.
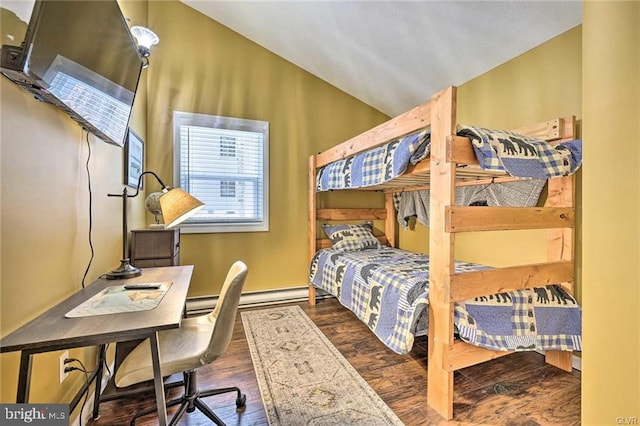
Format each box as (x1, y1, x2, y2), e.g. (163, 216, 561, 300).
(384, 192, 396, 247)
(308, 154, 317, 305)
(427, 85, 457, 420)
(543, 116, 577, 372)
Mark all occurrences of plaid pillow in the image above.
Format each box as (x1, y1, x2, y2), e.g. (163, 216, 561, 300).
(322, 221, 383, 252)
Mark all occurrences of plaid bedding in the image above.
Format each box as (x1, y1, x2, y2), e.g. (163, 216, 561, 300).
(309, 247, 582, 355)
(316, 129, 430, 191)
(457, 124, 582, 179)
(316, 127, 582, 191)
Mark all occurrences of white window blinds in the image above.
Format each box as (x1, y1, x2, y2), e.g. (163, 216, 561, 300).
(173, 112, 269, 233)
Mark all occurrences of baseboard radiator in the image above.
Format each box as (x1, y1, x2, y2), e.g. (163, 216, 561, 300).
(185, 285, 331, 316)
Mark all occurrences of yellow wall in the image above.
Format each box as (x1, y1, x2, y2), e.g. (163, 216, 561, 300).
(145, 1, 388, 296)
(582, 1, 640, 423)
(0, 0, 148, 416)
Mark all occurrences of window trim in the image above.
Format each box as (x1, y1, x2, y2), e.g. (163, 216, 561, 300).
(173, 111, 269, 234)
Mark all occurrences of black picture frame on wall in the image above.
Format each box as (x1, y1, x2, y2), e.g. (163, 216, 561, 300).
(124, 129, 144, 188)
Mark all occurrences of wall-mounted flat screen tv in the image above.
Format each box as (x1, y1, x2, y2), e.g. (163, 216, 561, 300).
(0, 0, 143, 147)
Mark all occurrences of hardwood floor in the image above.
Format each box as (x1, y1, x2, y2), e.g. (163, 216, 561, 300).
(90, 298, 581, 425)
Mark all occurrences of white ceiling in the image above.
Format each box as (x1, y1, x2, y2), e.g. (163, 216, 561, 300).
(181, 0, 581, 117)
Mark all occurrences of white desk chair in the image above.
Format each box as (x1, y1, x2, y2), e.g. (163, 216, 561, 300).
(115, 261, 248, 425)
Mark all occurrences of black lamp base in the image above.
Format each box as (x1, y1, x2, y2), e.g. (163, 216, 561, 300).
(105, 258, 142, 280)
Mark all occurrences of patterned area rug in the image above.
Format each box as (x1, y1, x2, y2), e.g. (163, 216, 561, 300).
(242, 305, 404, 425)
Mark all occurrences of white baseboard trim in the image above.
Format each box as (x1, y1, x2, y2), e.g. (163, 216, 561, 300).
(186, 285, 317, 315)
(71, 362, 113, 426)
(572, 354, 582, 371)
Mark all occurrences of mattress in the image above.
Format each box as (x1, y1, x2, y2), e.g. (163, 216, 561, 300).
(310, 246, 582, 355)
(316, 126, 582, 192)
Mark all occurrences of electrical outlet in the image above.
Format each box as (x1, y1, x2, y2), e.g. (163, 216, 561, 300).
(59, 350, 69, 383)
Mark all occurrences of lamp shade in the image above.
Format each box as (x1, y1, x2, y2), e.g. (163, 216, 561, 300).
(159, 188, 204, 228)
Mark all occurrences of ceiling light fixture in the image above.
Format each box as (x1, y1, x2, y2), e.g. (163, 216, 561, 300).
(131, 26, 159, 68)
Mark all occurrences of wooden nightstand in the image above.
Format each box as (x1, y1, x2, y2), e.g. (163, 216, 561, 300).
(130, 228, 180, 268)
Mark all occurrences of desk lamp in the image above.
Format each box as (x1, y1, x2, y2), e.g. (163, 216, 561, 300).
(105, 171, 204, 280)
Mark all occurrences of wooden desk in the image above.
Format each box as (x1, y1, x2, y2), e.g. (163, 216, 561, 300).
(0, 265, 194, 426)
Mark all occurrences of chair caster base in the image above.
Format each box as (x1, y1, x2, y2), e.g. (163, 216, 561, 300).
(236, 393, 246, 412)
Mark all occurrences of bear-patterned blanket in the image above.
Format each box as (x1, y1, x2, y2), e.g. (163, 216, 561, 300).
(315, 126, 582, 192)
(309, 246, 581, 355)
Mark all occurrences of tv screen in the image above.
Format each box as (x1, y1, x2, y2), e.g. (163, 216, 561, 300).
(0, 0, 143, 147)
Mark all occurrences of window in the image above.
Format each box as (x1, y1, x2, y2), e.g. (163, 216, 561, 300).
(173, 112, 269, 233)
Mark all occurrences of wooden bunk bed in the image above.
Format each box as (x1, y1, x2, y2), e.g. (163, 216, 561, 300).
(307, 86, 579, 419)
